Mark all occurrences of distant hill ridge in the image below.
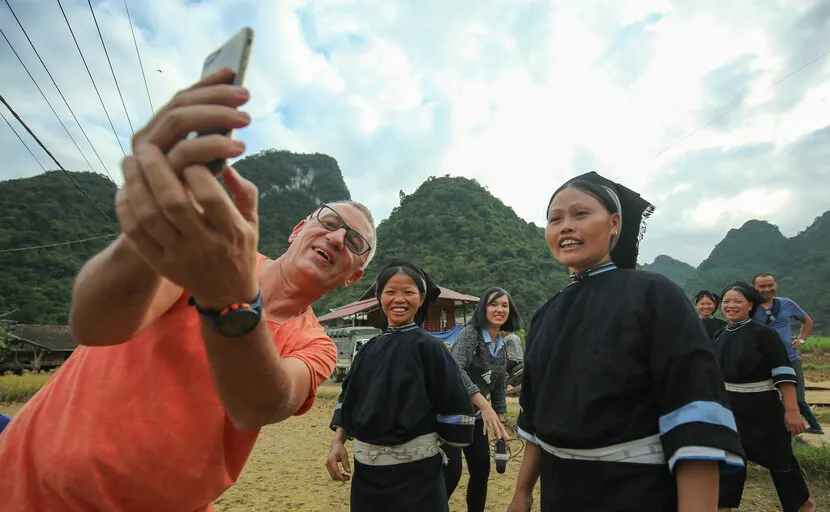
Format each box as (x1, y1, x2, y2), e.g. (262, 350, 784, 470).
(1, 151, 827, 333)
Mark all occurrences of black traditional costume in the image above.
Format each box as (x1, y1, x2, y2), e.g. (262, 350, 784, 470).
(517, 172, 745, 511)
(330, 260, 476, 512)
(694, 290, 727, 340)
(713, 282, 811, 511)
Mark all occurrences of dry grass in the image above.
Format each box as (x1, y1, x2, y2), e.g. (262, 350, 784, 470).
(2, 360, 830, 510)
(0, 371, 53, 403)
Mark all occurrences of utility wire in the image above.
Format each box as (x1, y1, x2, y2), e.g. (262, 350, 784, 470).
(0, 93, 115, 224)
(55, 0, 127, 157)
(654, 46, 830, 159)
(609, 45, 830, 183)
(87, 0, 135, 134)
(0, 233, 118, 253)
(0, 26, 100, 177)
(1, 0, 115, 183)
(123, 0, 154, 114)
(0, 107, 46, 172)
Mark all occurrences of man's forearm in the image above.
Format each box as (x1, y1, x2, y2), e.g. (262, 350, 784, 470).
(69, 235, 173, 346)
(201, 320, 300, 431)
(799, 316, 814, 340)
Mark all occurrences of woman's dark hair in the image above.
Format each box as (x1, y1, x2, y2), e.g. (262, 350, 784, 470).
(547, 171, 654, 269)
(694, 290, 721, 307)
(374, 259, 440, 328)
(470, 287, 521, 332)
(720, 281, 762, 317)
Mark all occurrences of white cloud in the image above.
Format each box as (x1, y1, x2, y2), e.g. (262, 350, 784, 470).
(2, 0, 829, 267)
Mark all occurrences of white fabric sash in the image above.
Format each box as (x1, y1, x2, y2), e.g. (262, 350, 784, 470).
(354, 432, 446, 466)
(535, 433, 664, 465)
(724, 379, 775, 393)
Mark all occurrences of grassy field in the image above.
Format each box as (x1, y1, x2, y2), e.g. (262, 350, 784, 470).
(2, 349, 830, 511)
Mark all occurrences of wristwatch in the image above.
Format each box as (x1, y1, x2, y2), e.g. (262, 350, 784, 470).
(796, 338, 806, 345)
(188, 291, 263, 338)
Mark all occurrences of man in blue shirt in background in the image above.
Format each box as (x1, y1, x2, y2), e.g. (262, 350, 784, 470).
(753, 272, 822, 434)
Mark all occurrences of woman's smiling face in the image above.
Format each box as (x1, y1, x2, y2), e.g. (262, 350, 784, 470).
(380, 273, 424, 327)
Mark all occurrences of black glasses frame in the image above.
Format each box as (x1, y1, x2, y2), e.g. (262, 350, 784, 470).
(315, 204, 372, 256)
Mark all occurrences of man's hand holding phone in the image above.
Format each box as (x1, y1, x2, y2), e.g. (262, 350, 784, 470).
(116, 66, 260, 309)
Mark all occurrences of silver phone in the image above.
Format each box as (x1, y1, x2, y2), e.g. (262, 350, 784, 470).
(197, 26, 254, 174)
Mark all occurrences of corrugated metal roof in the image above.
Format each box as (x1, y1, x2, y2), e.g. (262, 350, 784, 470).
(10, 324, 77, 351)
(436, 286, 479, 302)
(317, 298, 380, 322)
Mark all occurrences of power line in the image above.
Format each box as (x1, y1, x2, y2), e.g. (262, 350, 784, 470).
(123, 0, 154, 114)
(654, 46, 830, 159)
(0, 25, 100, 177)
(55, 0, 127, 157)
(0, 93, 115, 224)
(1, 0, 115, 183)
(0, 107, 46, 172)
(610, 44, 830, 184)
(87, 0, 135, 135)
(0, 233, 118, 254)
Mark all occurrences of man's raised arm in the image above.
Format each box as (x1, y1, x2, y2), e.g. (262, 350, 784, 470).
(69, 236, 182, 346)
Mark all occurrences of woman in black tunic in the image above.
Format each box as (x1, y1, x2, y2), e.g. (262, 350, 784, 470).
(508, 171, 745, 512)
(694, 290, 727, 340)
(443, 287, 519, 512)
(326, 259, 476, 512)
(713, 282, 815, 512)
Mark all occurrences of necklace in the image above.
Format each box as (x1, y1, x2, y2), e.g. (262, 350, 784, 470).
(725, 318, 752, 331)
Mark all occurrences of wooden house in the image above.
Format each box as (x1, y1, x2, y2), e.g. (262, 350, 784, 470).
(1, 324, 77, 374)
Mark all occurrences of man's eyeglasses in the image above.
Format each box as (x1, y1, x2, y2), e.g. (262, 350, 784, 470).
(315, 204, 372, 256)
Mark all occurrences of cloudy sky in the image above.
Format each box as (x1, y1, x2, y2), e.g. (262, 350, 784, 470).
(1, 0, 829, 266)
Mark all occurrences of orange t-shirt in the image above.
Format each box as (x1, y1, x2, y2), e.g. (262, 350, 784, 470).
(0, 255, 336, 511)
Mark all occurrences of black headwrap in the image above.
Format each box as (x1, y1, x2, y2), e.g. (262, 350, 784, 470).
(720, 281, 762, 317)
(547, 171, 655, 269)
(374, 258, 441, 328)
(694, 290, 721, 307)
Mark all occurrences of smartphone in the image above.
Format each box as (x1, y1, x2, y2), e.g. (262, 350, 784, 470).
(196, 26, 254, 174)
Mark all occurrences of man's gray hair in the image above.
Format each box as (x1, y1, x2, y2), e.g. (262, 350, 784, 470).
(320, 200, 377, 270)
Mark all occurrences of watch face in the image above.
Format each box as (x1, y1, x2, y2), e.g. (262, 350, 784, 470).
(217, 310, 261, 337)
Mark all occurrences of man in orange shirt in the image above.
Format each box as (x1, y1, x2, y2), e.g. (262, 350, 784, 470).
(0, 68, 376, 511)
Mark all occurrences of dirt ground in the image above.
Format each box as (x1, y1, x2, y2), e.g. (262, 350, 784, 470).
(1, 397, 828, 511)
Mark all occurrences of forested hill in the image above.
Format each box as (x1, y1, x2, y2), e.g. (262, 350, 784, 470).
(0, 150, 352, 325)
(646, 213, 830, 333)
(2, 151, 827, 333)
(640, 255, 696, 288)
(0, 171, 119, 324)
(311, 175, 571, 328)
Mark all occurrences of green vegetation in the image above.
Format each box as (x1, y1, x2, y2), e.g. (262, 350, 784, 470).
(802, 336, 830, 354)
(311, 175, 570, 329)
(678, 215, 830, 334)
(0, 150, 351, 326)
(640, 255, 696, 287)
(1, 150, 827, 334)
(0, 371, 52, 403)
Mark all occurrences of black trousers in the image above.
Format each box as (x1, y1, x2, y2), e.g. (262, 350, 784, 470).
(719, 455, 810, 512)
(719, 396, 811, 512)
(350, 453, 449, 512)
(442, 418, 490, 512)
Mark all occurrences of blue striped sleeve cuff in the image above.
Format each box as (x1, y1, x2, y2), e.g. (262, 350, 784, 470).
(658, 401, 745, 468)
(329, 402, 343, 432)
(667, 446, 745, 473)
(771, 366, 798, 387)
(436, 413, 476, 447)
(659, 400, 737, 434)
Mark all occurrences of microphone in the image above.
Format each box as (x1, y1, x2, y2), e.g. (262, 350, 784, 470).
(494, 438, 508, 474)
